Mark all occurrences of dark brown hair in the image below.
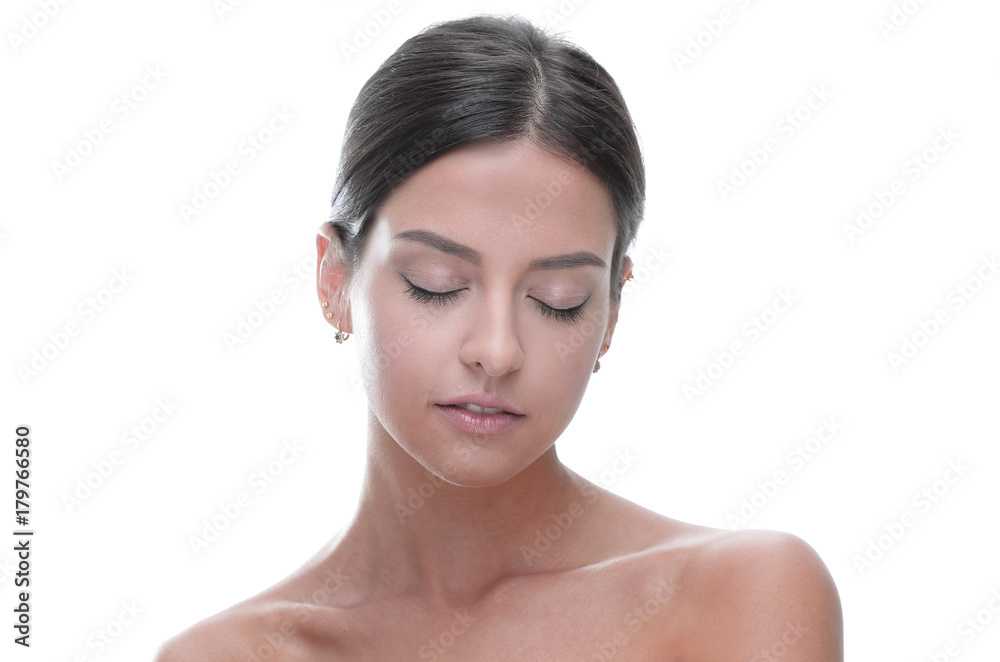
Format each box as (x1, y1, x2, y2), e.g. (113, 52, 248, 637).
(328, 14, 645, 303)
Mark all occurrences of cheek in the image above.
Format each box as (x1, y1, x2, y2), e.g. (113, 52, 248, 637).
(528, 316, 604, 404)
(540, 310, 606, 362)
(359, 299, 422, 400)
(355, 274, 450, 415)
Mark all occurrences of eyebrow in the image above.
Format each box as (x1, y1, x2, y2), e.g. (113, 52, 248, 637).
(393, 229, 607, 270)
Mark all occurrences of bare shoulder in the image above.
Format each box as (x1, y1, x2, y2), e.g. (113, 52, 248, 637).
(574, 491, 842, 659)
(154, 540, 355, 661)
(673, 526, 844, 660)
(153, 597, 331, 662)
(153, 603, 252, 662)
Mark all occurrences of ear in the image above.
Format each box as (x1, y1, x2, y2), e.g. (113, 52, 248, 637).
(599, 255, 632, 359)
(316, 222, 353, 334)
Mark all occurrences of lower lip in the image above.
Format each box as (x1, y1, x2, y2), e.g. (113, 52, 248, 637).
(435, 404, 524, 436)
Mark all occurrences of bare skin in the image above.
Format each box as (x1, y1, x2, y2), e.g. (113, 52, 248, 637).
(157, 140, 843, 661)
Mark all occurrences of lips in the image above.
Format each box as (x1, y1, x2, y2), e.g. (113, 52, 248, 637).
(453, 402, 507, 415)
(437, 394, 523, 416)
(435, 404, 524, 436)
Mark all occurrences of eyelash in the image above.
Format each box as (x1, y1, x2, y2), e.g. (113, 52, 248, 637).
(401, 275, 588, 324)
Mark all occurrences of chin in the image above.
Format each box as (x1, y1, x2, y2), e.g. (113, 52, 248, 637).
(413, 449, 528, 489)
(411, 436, 552, 490)
(431, 465, 525, 489)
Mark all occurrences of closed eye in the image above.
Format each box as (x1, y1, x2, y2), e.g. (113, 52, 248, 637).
(401, 273, 589, 324)
(532, 296, 589, 323)
(401, 275, 464, 305)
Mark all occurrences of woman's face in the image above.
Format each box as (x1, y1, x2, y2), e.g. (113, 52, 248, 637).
(338, 139, 626, 488)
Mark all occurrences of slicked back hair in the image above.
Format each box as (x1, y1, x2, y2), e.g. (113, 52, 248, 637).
(328, 14, 645, 304)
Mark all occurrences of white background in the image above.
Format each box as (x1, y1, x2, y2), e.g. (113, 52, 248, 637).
(2, 0, 998, 660)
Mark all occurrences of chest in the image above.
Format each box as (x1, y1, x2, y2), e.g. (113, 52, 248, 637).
(321, 571, 685, 661)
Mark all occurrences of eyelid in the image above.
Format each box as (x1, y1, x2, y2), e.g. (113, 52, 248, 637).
(531, 295, 589, 323)
(400, 269, 465, 291)
(531, 291, 590, 309)
(400, 272, 590, 323)
(400, 273, 465, 305)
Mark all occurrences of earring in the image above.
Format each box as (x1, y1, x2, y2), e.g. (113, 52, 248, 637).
(335, 319, 350, 344)
(321, 301, 329, 308)
(593, 343, 609, 373)
(624, 270, 633, 283)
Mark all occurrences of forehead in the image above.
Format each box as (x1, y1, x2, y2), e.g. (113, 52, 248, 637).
(373, 140, 617, 262)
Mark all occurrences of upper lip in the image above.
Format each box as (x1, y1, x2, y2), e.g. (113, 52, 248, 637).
(438, 394, 523, 416)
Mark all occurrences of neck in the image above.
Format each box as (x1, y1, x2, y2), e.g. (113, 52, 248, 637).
(336, 409, 601, 608)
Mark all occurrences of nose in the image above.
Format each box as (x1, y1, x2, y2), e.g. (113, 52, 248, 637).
(458, 292, 524, 377)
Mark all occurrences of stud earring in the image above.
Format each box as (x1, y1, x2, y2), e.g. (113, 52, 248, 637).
(593, 343, 609, 373)
(334, 319, 350, 344)
(321, 301, 329, 308)
(325, 312, 333, 319)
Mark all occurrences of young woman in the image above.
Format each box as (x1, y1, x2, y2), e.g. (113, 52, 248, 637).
(158, 14, 843, 660)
